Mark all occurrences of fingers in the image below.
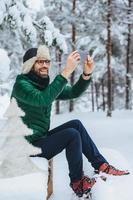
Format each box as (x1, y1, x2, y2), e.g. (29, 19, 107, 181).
(84, 55, 93, 64)
(87, 55, 93, 62)
(71, 50, 79, 56)
(70, 51, 80, 61)
(71, 51, 93, 62)
(69, 51, 94, 64)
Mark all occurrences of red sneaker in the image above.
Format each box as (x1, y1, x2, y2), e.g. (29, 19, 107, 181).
(98, 163, 130, 176)
(70, 175, 96, 197)
(82, 175, 96, 195)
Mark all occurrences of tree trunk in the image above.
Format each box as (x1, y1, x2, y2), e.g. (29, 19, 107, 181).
(69, 0, 76, 112)
(95, 82, 99, 111)
(107, 0, 112, 117)
(112, 76, 115, 111)
(101, 78, 106, 111)
(55, 49, 62, 114)
(125, 0, 132, 110)
(55, 3, 63, 114)
(91, 79, 95, 112)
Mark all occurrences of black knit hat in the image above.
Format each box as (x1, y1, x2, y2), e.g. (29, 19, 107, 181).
(22, 45, 50, 74)
(23, 48, 37, 63)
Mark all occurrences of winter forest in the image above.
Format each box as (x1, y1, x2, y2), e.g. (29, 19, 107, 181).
(0, 1, 133, 200)
(0, 0, 133, 116)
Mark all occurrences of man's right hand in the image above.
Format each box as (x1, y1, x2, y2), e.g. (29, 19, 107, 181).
(61, 51, 80, 79)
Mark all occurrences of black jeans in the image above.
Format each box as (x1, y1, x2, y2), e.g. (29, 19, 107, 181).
(32, 119, 107, 182)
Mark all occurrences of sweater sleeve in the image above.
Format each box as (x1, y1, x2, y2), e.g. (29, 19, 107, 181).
(12, 75, 68, 107)
(56, 75, 92, 100)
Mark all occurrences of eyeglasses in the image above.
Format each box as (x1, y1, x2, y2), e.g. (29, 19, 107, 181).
(36, 59, 51, 65)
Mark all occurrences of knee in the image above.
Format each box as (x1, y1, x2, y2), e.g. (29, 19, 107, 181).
(67, 128, 80, 139)
(71, 119, 82, 126)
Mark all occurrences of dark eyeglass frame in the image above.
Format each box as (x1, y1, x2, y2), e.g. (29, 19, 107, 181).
(36, 59, 51, 65)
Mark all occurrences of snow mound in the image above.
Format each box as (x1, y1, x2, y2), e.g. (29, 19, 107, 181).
(92, 148, 133, 200)
(0, 173, 47, 200)
(30, 157, 48, 171)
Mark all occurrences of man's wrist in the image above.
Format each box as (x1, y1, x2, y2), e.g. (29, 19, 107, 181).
(82, 73, 92, 80)
(61, 69, 70, 79)
(83, 72, 92, 76)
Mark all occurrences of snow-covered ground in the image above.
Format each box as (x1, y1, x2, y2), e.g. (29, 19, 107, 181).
(50, 111, 133, 200)
(0, 109, 133, 200)
(0, 173, 46, 200)
(0, 94, 10, 119)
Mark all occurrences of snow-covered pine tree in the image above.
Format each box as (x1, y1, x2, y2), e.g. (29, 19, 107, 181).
(0, 98, 44, 178)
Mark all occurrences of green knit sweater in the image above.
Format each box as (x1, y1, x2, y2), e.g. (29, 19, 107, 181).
(11, 72, 91, 144)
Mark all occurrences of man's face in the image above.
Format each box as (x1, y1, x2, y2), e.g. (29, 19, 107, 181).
(32, 58, 51, 78)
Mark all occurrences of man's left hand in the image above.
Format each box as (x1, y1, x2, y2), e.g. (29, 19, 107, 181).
(83, 55, 94, 75)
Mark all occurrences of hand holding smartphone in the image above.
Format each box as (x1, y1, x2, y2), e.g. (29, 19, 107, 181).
(78, 51, 88, 63)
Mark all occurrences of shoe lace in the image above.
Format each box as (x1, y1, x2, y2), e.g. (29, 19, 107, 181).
(71, 179, 83, 197)
(82, 176, 95, 193)
(71, 176, 96, 197)
(104, 164, 116, 173)
(103, 164, 127, 175)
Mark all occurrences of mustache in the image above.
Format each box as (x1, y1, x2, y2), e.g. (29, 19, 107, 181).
(40, 67, 48, 70)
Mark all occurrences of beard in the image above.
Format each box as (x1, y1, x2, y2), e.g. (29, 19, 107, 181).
(35, 67, 48, 78)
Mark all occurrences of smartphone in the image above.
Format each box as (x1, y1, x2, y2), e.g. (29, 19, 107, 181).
(79, 51, 88, 63)
(63, 51, 88, 64)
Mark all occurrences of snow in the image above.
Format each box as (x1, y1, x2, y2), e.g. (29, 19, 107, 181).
(0, 98, 42, 178)
(50, 112, 133, 200)
(0, 94, 10, 119)
(0, 173, 47, 200)
(0, 96, 133, 199)
(44, 30, 53, 46)
(8, 5, 22, 28)
(48, 148, 133, 200)
(0, 49, 10, 82)
(0, 1, 6, 25)
(27, 0, 43, 11)
(22, 14, 37, 43)
(91, 148, 133, 200)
